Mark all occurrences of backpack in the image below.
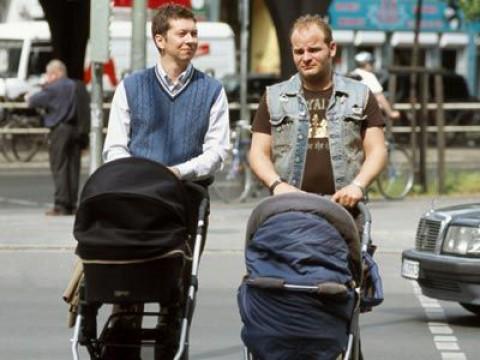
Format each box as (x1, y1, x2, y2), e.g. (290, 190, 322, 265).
(71, 80, 91, 150)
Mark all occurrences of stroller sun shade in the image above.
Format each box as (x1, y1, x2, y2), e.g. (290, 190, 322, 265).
(74, 157, 191, 261)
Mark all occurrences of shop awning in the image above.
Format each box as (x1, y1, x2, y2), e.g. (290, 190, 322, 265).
(354, 31, 386, 46)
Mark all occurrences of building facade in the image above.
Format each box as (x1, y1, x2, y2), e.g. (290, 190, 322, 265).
(246, 0, 480, 97)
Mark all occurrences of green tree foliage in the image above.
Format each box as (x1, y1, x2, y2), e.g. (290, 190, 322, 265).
(447, 0, 480, 21)
(459, 0, 480, 20)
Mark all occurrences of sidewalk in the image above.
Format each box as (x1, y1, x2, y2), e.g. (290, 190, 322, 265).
(1, 194, 479, 254)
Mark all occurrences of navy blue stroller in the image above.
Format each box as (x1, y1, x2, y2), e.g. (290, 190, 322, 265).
(238, 192, 381, 360)
(70, 157, 209, 360)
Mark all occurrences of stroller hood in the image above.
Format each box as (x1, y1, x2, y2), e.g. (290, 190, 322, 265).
(245, 192, 362, 284)
(74, 157, 191, 261)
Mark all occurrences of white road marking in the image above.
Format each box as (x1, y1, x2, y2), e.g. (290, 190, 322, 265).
(436, 342, 460, 351)
(410, 281, 468, 359)
(5, 198, 37, 206)
(434, 336, 458, 342)
(0, 196, 51, 207)
(442, 353, 467, 360)
(429, 324, 453, 335)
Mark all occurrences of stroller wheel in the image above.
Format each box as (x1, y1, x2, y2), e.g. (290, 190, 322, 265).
(154, 309, 183, 360)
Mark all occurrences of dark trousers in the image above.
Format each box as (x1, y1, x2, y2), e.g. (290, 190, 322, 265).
(48, 123, 81, 211)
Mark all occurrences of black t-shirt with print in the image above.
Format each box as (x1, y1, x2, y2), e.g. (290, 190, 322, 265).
(252, 87, 384, 194)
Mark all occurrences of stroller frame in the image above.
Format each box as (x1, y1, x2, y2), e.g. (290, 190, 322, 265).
(71, 183, 209, 360)
(243, 200, 372, 360)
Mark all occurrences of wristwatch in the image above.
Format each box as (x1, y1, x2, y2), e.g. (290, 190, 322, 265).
(268, 177, 284, 194)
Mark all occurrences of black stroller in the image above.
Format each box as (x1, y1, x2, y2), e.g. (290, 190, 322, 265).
(238, 192, 382, 360)
(70, 157, 209, 360)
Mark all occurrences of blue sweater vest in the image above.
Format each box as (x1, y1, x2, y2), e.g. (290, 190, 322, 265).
(124, 67, 222, 166)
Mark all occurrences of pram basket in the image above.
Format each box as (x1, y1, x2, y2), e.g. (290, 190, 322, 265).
(70, 157, 209, 360)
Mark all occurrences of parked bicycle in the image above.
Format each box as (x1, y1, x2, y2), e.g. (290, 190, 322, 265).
(212, 119, 257, 203)
(212, 119, 253, 203)
(0, 112, 48, 162)
(375, 118, 415, 200)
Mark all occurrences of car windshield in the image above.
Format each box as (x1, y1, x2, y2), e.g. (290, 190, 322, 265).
(27, 42, 53, 78)
(0, 40, 23, 78)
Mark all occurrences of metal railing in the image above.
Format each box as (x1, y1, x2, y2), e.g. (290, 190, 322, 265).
(1, 101, 480, 161)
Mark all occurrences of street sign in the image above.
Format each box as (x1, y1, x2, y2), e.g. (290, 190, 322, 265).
(90, 0, 111, 63)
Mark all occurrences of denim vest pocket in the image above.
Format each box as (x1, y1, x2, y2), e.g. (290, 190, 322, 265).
(270, 115, 296, 146)
(341, 112, 365, 144)
(340, 112, 365, 179)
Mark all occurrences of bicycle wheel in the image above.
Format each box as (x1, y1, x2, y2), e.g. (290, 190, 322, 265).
(8, 116, 46, 162)
(212, 145, 253, 203)
(0, 128, 15, 162)
(377, 145, 414, 200)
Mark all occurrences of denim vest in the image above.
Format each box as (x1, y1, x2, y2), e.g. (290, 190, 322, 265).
(266, 73, 369, 191)
(124, 67, 222, 166)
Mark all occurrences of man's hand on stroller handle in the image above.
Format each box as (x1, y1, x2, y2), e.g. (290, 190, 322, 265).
(168, 166, 181, 178)
(331, 183, 364, 208)
(271, 181, 303, 195)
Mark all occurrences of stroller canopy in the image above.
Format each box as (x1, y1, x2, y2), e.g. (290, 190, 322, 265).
(74, 157, 191, 261)
(245, 192, 362, 283)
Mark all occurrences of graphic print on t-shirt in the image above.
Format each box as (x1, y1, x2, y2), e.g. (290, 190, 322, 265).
(307, 96, 329, 152)
(300, 89, 335, 195)
(308, 97, 328, 139)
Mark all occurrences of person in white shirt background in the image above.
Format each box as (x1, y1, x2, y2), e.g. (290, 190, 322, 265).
(351, 51, 401, 121)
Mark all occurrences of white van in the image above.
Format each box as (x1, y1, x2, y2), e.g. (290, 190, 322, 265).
(0, 20, 236, 100)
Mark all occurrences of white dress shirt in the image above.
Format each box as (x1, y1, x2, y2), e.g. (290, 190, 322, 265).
(103, 61, 230, 181)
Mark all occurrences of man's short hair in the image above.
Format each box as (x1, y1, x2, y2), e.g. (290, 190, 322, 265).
(46, 59, 67, 77)
(290, 14, 333, 44)
(151, 3, 196, 38)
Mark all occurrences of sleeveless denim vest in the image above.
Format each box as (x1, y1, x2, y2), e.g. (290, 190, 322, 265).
(124, 67, 222, 166)
(266, 73, 370, 191)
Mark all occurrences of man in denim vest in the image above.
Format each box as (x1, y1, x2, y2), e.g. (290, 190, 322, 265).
(102, 4, 229, 359)
(249, 15, 387, 208)
(103, 4, 229, 184)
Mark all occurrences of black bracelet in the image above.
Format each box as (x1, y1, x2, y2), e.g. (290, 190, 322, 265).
(269, 178, 284, 194)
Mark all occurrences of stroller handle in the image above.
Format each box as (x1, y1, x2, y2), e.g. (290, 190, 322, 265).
(356, 201, 372, 252)
(182, 181, 210, 200)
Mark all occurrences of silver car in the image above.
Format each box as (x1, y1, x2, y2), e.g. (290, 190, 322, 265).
(401, 202, 480, 315)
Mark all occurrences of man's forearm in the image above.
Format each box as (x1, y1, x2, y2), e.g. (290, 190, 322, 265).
(248, 147, 280, 188)
(375, 94, 395, 116)
(27, 90, 49, 109)
(354, 146, 387, 188)
(174, 149, 223, 180)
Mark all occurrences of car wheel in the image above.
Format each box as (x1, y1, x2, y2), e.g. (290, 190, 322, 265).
(459, 302, 480, 315)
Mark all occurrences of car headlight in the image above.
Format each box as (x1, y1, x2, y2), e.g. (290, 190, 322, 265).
(442, 225, 480, 256)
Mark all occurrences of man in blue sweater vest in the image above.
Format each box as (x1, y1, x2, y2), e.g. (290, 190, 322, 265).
(103, 4, 230, 183)
(102, 4, 229, 359)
